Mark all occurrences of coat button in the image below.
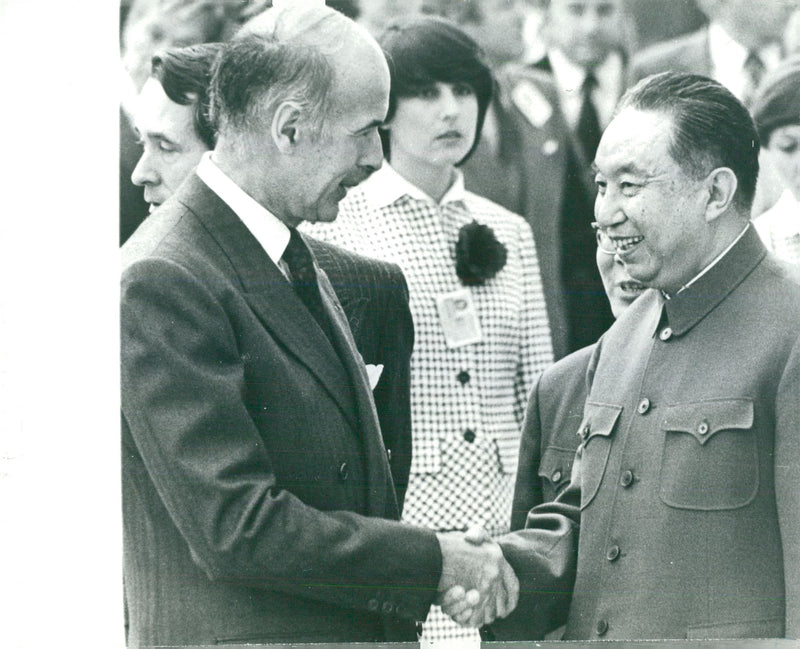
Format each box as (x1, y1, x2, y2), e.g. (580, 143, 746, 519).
(659, 326, 673, 341)
(606, 545, 621, 562)
(386, 448, 392, 462)
(551, 469, 563, 483)
(457, 370, 471, 385)
(697, 420, 709, 435)
(382, 601, 394, 614)
(338, 462, 349, 482)
(596, 619, 609, 635)
(415, 622, 424, 636)
(367, 598, 380, 611)
(463, 429, 476, 443)
(620, 470, 634, 487)
(581, 424, 591, 438)
(637, 397, 651, 414)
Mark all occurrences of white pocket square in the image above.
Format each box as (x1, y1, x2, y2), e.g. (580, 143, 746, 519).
(365, 363, 384, 390)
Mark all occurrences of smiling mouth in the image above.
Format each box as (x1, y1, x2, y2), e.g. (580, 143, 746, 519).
(611, 235, 644, 253)
(619, 281, 646, 293)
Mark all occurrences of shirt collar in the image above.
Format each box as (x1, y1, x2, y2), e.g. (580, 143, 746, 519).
(548, 47, 622, 93)
(660, 225, 766, 336)
(359, 161, 466, 209)
(708, 23, 782, 98)
(196, 152, 290, 266)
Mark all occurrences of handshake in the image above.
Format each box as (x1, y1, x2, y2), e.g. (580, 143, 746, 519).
(435, 526, 518, 627)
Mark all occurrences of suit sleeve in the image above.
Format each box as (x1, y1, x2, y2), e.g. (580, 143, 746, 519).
(776, 335, 800, 637)
(121, 257, 441, 620)
(371, 263, 414, 512)
(509, 374, 545, 530)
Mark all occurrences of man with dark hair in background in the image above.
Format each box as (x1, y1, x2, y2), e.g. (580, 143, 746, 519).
(443, 71, 800, 641)
(130, 43, 220, 214)
(121, 4, 517, 646)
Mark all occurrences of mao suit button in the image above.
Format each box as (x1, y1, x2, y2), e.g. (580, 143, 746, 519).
(596, 619, 609, 635)
(367, 598, 380, 611)
(338, 462, 349, 482)
(637, 398, 651, 414)
(551, 470, 563, 483)
(659, 327, 673, 341)
(606, 545, 621, 562)
(463, 429, 476, 443)
(581, 425, 591, 438)
(382, 601, 394, 614)
(697, 420, 709, 435)
(386, 448, 392, 462)
(620, 470, 634, 487)
(457, 370, 471, 385)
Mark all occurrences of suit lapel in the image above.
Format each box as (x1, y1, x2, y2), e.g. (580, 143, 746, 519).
(177, 174, 360, 433)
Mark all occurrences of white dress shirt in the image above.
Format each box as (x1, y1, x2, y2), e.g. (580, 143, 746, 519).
(708, 22, 781, 101)
(548, 47, 625, 130)
(196, 152, 291, 275)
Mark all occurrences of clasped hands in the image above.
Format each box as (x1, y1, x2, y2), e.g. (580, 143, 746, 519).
(435, 526, 518, 627)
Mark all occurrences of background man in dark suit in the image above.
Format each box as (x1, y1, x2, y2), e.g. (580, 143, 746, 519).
(121, 4, 517, 646)
(630, 0, 798, 105)
(126, 40, 415, 507)
(447, 71, 800, 640)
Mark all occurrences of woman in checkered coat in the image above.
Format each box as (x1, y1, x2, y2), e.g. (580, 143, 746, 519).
(302, 15, 554, 642)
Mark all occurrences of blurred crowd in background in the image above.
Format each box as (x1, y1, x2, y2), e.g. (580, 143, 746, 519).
(120, 0, 800, 357)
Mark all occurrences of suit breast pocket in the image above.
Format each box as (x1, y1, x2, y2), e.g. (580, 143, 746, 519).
(659, 399, 758, 511)
(577, 402, 623, 510)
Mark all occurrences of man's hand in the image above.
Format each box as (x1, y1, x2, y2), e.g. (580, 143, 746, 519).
(435, 527, 519, 627)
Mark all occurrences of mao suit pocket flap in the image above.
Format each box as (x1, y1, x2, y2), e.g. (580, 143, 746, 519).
(538, 447, 577, 501)
(660, 399, 753, 446)
(578, 402, 622, 444)
(576, 402, 622, 510)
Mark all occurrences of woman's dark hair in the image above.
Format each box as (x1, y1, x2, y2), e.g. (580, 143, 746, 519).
(151, 42, 223, 150)
(377, 15, 493, 165)
(750, 55, 800, 146)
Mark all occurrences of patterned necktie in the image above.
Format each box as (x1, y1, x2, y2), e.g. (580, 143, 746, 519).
(282, 229, 336, 344)
(576, 71, 601, 161)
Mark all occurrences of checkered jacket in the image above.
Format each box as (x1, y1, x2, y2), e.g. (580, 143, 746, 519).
(303, 173, 553, 478)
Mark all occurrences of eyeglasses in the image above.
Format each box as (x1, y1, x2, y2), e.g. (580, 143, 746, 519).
(591, 222, 617, 255)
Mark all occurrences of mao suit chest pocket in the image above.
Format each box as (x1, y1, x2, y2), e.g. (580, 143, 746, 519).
(659, 399, 757, 510)
(576, 402, 622, 510)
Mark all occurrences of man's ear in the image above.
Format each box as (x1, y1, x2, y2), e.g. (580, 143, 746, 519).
(704, 167, 738, 222)
(272, 101, 303, 153)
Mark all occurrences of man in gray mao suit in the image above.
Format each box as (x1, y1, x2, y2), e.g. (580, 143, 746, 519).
(444, 71, 800, 641)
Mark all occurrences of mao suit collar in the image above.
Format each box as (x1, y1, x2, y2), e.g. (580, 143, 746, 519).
(661, 226, 767, 337)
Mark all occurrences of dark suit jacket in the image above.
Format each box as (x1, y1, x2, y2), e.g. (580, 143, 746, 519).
(489, 63, 610, 358)
(509, 344, 594, 530)
(305, 238, 414, 509)
(629, 28, 712, 85)
(121, 173, 441, 646)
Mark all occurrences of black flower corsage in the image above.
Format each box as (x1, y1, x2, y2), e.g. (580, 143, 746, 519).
(455, 220, 507, 286)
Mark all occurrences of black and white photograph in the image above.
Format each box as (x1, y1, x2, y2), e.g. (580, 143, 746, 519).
(2, 1, 799, 648)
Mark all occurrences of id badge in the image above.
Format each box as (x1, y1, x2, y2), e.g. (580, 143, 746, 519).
(435, 289, 483, 348)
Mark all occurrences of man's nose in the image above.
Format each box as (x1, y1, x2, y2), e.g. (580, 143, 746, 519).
(358, 128, 384, 173)
(594, 189, 625, 228)
(131, 150, 159, 187)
